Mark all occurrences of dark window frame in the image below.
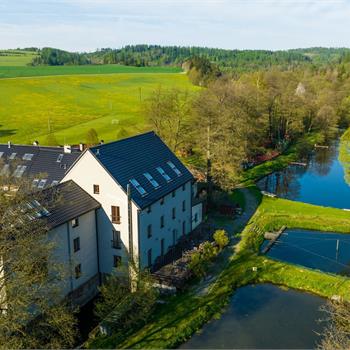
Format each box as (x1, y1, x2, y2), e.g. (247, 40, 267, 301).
(75, 264, 82, 279)
(93, 184, 100, 194)
(73, 237, 80, 252)
(72, 217, 79, 228)
(111, 206, 121, 224)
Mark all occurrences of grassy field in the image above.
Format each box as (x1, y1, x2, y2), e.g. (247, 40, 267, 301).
(0, 72, 197, 145)
(0, 50, 38, 66)
(87, 188, 350, 349)
(0, 64, 181, 79)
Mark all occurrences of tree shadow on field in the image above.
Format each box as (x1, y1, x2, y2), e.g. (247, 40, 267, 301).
(0, 125, 17, 138)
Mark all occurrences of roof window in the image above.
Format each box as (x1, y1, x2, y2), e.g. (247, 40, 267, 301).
(144, 172, 160, 189)
(156, 167, 171, 182)
(167, 161, 182, 176)
(130, 178, 147, 196)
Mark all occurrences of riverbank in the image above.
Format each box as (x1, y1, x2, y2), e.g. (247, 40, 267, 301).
(86, 185, 350, 349)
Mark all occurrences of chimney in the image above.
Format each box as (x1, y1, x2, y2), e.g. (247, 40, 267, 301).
(63, 145, 72, 154)
(33, 140, 39, 146)
(79, 143, 86, 152)
(7, 141, 11, 149)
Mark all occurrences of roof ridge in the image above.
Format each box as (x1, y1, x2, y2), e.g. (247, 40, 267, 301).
(90, 131, 156, 150)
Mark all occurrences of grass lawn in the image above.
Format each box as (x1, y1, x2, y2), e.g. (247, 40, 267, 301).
(0, 73, 197, 145)
(0, 64, 181, 79)
(87, 188, 350, 349)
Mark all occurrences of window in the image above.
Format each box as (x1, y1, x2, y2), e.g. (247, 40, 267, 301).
(194, 213, 198, 223)
(182, 184, 186, 191)
(72, 217, 79, 228)
(51, 180, 59, 187)
(8, 153, 16, 160)
(73, 237, 80, 252)
(160, 197, 164, 205)
(37, 179, 47, 189)
(75, 264, 82, 279)
(22, 153, 34, 161)
(146, 206, 151, 214)
(172, 207, 176, 220)
(93, 184, 100, 194)
(144, 172, 160, 189)
(182, 200, 186, 212)
(160, 215, 164, 228)
(0, 152, 3, 159)
(182, 221, 186, 236)
(130, 178, 147, 196)
(147, 224, 152, 238)
(112, 229, 121, 249)
(56, 154, 64, 163)
(172, 190, 176, 198)
(156, 167, 171, 182)
(32, 178, 39, 187)
(147, 249, 152, 267)
(167, 161, 181, 176)
(113, 255, 122, 268)
(111, 206, 121, 224)
(13, 165, 27, 178)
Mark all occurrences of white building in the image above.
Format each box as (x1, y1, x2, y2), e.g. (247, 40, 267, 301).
(0, 132, 203, 305)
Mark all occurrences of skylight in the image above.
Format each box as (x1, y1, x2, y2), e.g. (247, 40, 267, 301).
(13, 165, 27, 178)
(22, 153, 34, 161)
(0, 152, 3, 159)
(144, 172, 160, 189)
(32, 179, 39, 187)
(167, 161, 182, 176)
(37, 179, 47, 189)
(130, 178, 147, 196)
(9, 153, 16, 160)
(56, 154, 64, 163)
(156, 167, 171, 182)
(51, 180, 59, 187)
(0, 164, 10, 176)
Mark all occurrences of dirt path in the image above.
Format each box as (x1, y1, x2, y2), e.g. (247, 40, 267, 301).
(193, 188, 259, 296)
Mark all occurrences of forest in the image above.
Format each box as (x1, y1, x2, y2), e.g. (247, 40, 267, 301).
(27, 45, 350, 72)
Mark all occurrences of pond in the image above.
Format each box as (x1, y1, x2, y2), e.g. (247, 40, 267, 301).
(257, 141, 350, 209)
(265, 229, 350, 275)
(180, 284, 326, 349)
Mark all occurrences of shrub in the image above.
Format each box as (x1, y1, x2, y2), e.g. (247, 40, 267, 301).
(213, 229, 229, 250)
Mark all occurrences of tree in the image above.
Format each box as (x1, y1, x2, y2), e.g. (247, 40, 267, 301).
(145, 87, 193, 153)
(94, 260, 158, 336)
(0, 174, 76, 348)
(86, 128, 99, 146)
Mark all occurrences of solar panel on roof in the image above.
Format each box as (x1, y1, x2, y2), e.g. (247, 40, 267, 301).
(0, 152, 3, 159)
(56, 154, 64, 163)
(0, 164, 10, 176)
(9, 153, 16, 160)
(130, 178, 147, 196)
(37, 179, 47, 189)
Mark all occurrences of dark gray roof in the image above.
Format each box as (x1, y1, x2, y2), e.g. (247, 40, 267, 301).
(43, 180, 101, 229)
(0, 144, 82, 189)
(90, 132, 194, 209)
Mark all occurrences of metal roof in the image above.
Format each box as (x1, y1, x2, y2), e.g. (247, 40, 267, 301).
(90, 132, 194, 209)
(43, 180, 101, 229)
(0, 144, 82, 189)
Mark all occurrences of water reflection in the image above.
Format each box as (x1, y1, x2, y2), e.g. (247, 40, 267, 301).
(257, 142, 350, 208)
(180, 284, 326, 349)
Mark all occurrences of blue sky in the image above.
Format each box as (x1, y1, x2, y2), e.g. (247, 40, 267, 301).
(1, 0, 350, 51)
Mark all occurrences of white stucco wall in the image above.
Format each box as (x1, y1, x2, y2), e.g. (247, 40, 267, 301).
(192, 202, 203, 230)
(138, 180, 192, 267)
(62, 150, 139, 274)
(48, 210, 99, 300)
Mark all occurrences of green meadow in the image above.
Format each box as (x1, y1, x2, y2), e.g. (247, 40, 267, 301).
(0, 72, 197, 145)
(0, 50, 38, 67)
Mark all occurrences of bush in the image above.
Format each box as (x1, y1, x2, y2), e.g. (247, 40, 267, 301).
(213, 230, 229, 250)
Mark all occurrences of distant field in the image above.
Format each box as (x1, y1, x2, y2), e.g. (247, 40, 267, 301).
(0, 64, 182, 78)
(0, 73, 197, 145)
(0, 50, 38, 66)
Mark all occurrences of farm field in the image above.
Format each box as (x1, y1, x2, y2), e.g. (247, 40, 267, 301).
(0, 64, 182, 79)
(0, 50, 38, 66)
(0, 72, 197, 145)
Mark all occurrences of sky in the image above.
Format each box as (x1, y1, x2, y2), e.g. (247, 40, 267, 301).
(1, 0, 350, 52)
